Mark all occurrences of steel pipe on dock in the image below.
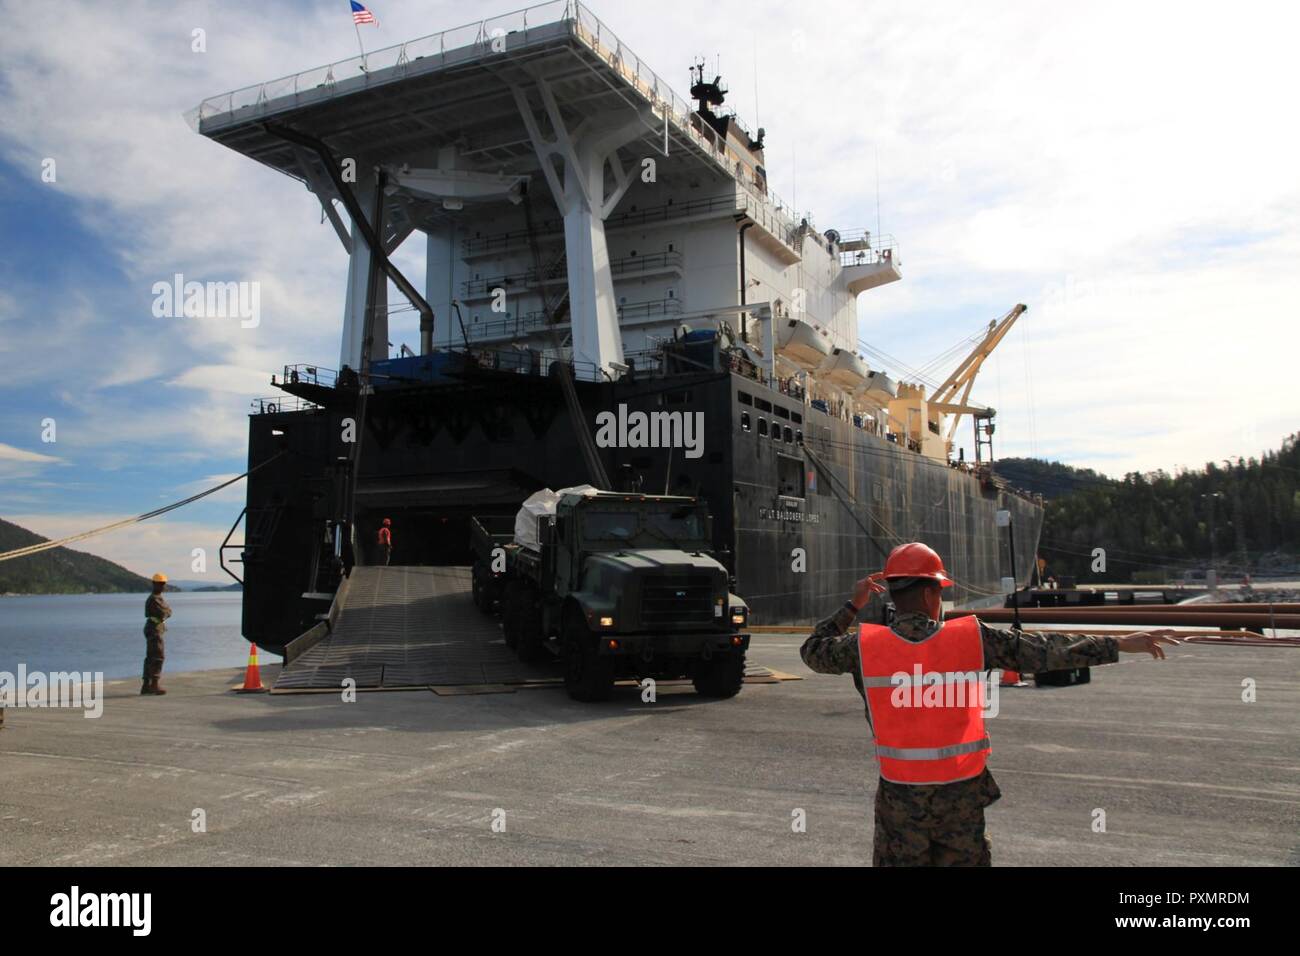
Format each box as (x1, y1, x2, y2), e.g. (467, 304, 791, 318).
(949, 608, 1300, 628)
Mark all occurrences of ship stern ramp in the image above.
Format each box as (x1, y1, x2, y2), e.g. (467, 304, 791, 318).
(276, 565, 546, 691)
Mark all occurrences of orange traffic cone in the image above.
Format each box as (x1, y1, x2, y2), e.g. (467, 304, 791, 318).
(236, 643, 268, 693)
(1000, 669, 1023, 686)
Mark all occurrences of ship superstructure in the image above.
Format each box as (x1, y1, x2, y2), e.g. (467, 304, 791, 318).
(190, 1, 1043, 655)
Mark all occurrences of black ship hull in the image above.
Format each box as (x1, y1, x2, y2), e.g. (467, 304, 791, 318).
(237, 358, 1042, 655)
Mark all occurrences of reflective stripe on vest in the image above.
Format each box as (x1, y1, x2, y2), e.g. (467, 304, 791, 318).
(859, 616, 990, 785)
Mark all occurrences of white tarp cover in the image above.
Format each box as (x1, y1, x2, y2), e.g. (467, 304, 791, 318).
(513, 485, 599, 551)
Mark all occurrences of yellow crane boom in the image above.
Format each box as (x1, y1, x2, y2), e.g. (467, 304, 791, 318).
(929, 303, 1028, 455)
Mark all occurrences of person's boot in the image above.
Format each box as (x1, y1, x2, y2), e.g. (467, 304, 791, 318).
(150, 677, 167, 696)
(140, 679, 152, 695)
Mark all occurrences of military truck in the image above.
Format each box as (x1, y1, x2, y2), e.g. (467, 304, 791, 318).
(470, 492, 749, 702)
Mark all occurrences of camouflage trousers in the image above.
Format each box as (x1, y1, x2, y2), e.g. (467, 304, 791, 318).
(143, 631, 165, 681)
(872, 783, 992, 867)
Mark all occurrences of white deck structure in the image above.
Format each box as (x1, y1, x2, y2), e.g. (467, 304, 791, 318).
(190, 0, 902, 425)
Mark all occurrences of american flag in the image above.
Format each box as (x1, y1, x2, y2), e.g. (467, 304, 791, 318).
(350, 1, 377, 25)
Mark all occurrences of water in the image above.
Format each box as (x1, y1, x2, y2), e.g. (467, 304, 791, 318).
(0, 592, 251, 681)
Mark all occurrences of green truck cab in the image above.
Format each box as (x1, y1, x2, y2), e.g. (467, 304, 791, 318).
(471, 492, 749, 702)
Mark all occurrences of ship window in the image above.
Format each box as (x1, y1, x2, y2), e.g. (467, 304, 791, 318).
(772, 427, 782, 444)
(777, 454, 805, 499)
(667, 289, 675, 299)
(737, 391, 753, 405)
(741, 411, 751, 431)
(667, 242, 675, 252)
(661, 390, 692, 405)
(755, 398, 772, 412)
(784, 426, 793, 443)
(774, 406, 789, 419)
(795, 429, 803, 444)
(758, 417, 768, 437)
(791, 412, 803, 425)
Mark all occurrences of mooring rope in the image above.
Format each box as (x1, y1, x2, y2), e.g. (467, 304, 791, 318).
(0, 451, 287, 563)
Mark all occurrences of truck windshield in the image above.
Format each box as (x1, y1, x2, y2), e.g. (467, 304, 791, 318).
(643, 510, 706, 545)
(580, 508, 707, 547)
(582, 512, 640, 541)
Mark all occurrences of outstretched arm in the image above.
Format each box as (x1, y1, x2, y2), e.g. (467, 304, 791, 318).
(979, 621, 1179, 672)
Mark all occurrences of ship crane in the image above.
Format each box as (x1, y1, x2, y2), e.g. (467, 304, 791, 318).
(925, 304, 1028, 459)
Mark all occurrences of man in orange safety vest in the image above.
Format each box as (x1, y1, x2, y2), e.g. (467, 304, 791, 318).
(801, 541, 1179, 866)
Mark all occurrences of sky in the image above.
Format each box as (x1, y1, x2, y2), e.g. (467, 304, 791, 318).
(0, 0, 1297, 576)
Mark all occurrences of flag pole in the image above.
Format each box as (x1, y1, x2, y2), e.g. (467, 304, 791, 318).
(354, 19, 368, 72)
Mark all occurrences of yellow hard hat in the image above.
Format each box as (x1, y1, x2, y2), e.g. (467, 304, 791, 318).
(152, 572, 168, 584)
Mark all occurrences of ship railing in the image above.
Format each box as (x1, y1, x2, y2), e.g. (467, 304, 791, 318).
(279, 364, 336, 387)
(836, 233, 900, 268)
(469, 345, 615, 383)
(462, 194, 742, 257)
(250, 395, 322, 415)
(466, 297, 683, 341)
(462, 250, 682, 296)
(189, 0, 577, 131)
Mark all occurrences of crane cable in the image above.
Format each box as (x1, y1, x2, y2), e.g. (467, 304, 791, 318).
(0, 451, 287, 564)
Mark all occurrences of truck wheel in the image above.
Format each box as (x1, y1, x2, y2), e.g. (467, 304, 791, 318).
(562, 608, 614, 702)
(505, 582, 545, 663)
(693, 652, 746, 698)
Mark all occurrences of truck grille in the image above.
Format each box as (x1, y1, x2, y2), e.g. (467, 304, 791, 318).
(640, 574, 716, 625)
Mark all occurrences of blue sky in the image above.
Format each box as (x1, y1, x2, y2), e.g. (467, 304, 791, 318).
(1, 0, 1298, 575)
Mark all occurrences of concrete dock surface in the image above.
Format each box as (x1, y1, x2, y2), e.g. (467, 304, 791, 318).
(2, 634, 1296, 866)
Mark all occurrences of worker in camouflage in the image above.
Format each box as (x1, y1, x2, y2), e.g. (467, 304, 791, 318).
(142, 573, 172, 696)
(801, 545, 1179, 867)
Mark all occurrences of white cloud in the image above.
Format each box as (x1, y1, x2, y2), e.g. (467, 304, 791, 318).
(169, 364, 274, 397)
(0, 443, 61, 465)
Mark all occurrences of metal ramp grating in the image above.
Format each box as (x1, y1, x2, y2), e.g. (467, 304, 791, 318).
(275, 565, 551, 691)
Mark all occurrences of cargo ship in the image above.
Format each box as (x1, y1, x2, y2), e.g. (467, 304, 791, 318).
(188, 1, 1043, 658)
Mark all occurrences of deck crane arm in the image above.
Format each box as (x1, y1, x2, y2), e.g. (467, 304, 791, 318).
(929, 304, 1028, 453)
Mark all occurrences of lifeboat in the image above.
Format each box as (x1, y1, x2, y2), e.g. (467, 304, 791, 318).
(816, 348, 870, 389)
(858, 369, 897, 405)
(775, 318, 832, 371)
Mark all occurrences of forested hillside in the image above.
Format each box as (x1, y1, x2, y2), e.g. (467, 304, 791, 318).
(997, 434, 1300, 582)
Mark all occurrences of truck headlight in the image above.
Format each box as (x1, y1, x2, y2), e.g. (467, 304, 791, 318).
(730, 607, 746, 625)
(599, 616, 615, 628)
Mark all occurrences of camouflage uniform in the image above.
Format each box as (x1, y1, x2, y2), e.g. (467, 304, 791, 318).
(801, 603, 1119, 866)
(143, 592, 172, 682)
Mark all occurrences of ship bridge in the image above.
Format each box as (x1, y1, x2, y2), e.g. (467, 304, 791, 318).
(188, 0, 802, 377)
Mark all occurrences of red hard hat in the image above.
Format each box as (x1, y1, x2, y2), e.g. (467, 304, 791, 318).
(382, 518, 392, 526)
(881, 542, 953, 587)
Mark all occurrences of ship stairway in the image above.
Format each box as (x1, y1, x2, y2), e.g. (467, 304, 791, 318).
(274, 565, 557, 691)
(545, 287, 570, 326)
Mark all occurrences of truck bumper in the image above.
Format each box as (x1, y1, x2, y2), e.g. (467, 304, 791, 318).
(594, 631, 750, 657)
